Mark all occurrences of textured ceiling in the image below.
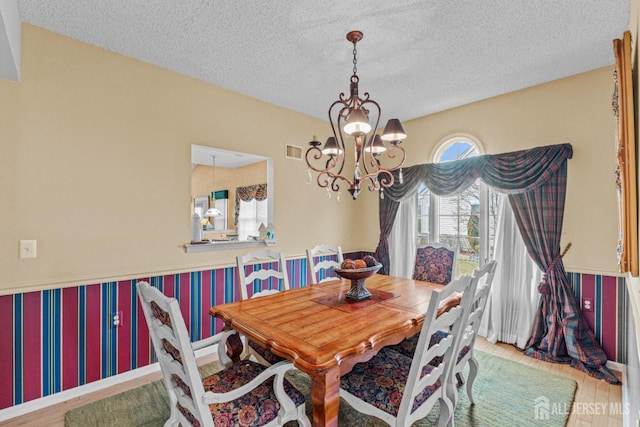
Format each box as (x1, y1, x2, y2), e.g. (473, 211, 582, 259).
(17, 0, 630, 122)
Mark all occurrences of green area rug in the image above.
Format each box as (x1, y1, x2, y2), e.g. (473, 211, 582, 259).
(65, 351, 576, 427)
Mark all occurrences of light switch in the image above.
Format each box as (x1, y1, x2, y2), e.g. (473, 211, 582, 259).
(19, 240, 37, 259)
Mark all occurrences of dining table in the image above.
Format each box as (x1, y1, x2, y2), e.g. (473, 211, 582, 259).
(209, 273, 444, 427)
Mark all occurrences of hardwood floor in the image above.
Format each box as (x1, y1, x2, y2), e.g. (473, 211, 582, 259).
(474, 337, 623, 427)
(2, 338, 623, 426)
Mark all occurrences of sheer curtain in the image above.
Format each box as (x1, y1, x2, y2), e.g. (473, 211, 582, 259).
(237, 198, 267, 240)
(480, 195, 542, 348)
(388, 196, 417, 278)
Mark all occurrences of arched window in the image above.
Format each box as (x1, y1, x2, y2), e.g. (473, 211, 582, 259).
(417, 135, 499, 275)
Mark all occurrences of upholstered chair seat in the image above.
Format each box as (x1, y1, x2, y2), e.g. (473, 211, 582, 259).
(340, 347, 441, 417)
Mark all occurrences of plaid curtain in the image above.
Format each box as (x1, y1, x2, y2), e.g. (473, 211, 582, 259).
(509, 169, 618, 383)
(377, 143, 619, 383)
(374, 164, 427, 274)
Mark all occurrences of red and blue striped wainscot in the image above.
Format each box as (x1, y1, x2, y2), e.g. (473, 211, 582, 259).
(0, 253, 360, 410)
(566, 272, 629, 364)
(1, 258, 623, 411)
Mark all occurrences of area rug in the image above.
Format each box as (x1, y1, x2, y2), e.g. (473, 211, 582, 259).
(65, 351, 576, 427)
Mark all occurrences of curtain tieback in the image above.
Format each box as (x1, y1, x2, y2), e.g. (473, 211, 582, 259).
(538, 243, 572, 294)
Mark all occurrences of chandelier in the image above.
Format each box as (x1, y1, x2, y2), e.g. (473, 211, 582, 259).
(305, 30, 407, 200)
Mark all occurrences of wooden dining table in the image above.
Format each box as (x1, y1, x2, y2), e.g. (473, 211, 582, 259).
(209, 273, 443, 427)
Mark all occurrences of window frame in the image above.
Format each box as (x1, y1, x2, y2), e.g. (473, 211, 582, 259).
(418, 134, 496, 272)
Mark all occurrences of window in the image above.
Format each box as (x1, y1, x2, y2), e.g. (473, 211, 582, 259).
(417, 135, 499, 276)
(237, 198, 268, 241)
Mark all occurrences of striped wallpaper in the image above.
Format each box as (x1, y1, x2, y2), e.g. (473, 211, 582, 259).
(566, 273, 629, 365)
(0, 256, 627, 411)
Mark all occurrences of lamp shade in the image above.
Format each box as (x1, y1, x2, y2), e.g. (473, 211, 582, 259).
(322, 137, 343, 156)
(381, 118, 406, 142)
(364, 134, 387, 154)
(204, 208, 222, 218)
(343, 108, 371, 135)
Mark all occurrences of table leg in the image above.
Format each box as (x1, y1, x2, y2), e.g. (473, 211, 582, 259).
(310, 365, 340, 427)
(223, 326, 244, 363)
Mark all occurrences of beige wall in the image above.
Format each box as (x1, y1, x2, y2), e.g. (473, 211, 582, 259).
(0, 23, 622, 295)
(0, 25, 371, 294)
(402, 66, 619, 275)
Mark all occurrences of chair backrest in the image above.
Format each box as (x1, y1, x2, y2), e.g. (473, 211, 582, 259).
(457, 260, 497, 354)
(236, 249, 290, 300)
(137, 281, 217, 427)
(397, 273, 479, 424)
(306, 244, 344, 284)
(412, 243, 458, 285)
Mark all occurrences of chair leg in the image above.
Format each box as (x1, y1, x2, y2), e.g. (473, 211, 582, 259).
(445, 376, 458, 414)
(437, 396, 454, 427)
(296, 404, 311, 427)
(466, 355, 479, 404)
(455, 372, 465, 386)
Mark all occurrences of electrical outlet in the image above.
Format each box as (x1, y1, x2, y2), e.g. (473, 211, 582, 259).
(582, 298, 593, 312)
(112, 311, 123, 328)
(19, 240, 37, 259)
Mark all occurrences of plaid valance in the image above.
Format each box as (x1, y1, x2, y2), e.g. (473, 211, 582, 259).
(234, 183, 267, 225)
(383, 143, 573, 201)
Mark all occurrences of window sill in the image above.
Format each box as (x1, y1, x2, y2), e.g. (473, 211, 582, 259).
(184, 239, 276, 253)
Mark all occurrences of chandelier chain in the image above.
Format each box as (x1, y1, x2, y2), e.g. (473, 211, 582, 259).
(352, 43, 358, 77)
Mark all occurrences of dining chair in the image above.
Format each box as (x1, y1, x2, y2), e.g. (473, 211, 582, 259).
(389, 261, 498, 406)
(136, 281, 310, 427)
(413, 243, 458, 285)
(236, 249, 290, 365)
(339, 274, 479, 426)
(237, 249, 290, 300)
(432, 260, 497, 404)
(306, 243, 344, 284)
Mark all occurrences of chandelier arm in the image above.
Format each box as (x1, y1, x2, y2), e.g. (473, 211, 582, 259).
(330, 99, 351, 176)
(359, 168, 394, 187)
(376, 169, 396, 189)
(384, 145, 407, 166)
(365, 175, 378, 193)
(330, 176, 342, 192)
(305, 146, 339, 174)
(365, 153, 381, 173)
(358, 98, 381, 175)
(317, 170, 355, 189)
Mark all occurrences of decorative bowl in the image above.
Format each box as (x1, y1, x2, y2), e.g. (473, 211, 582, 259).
(334, 263, 382, 301)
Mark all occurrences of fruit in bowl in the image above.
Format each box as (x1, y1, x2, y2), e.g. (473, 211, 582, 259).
(341, 259, 357, 269)
(339, 256, 379, 270)
(363, 255, 378, 267)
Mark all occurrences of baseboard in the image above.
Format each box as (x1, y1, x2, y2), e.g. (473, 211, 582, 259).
(0, 343, 220, 423)
(607, 360, 625, 374)
(619, 362, 631, 427)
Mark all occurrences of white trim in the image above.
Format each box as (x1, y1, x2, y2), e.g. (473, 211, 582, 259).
(618, 362, 631, 427)
(431, 132, 486, 161)
(0, 342, 220, 422)
(606, 360, 625, 373)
